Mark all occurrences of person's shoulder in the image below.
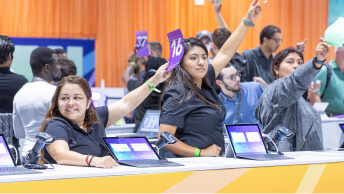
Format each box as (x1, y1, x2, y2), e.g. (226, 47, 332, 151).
(241, 47, 258, 56)
(46, 117, 70, 126)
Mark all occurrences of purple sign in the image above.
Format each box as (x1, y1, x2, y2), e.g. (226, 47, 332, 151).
(166, 29, 185, 71)
(135, 31, 149, 57)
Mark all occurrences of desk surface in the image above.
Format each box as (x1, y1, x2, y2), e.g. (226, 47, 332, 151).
(2, 151, 344, 193)
(1, 150, 344, 183)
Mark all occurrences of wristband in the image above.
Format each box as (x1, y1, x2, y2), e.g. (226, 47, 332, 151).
(145, 80, 161, 93)
(194, 147, 200, 157)
(242, 18, 255, 27)
(86, 155, 90, 166)
(88, 156, 95, 167)
(130, 62, 136, 66)
(313, 56, 326, 65)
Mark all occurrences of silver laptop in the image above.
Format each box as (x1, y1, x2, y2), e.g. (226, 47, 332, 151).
(102, 136, 183, 168)
(225, 124, 293, 161)
(136, 110, 160, 138)
(0, 134, 42, 176)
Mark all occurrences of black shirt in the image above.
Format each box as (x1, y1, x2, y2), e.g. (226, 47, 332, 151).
(43, 106, 109, 164)
(241, 46, 275, 84)
(160, 64, 226, 157)
(0, 67, 27, 113)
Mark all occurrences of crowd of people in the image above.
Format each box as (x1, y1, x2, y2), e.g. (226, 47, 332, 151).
(0, 0, 343, 168)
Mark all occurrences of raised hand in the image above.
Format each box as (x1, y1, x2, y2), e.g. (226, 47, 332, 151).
(244, 0, 262, 22)
(151, 62, 172, 86)
(213, 0, 223, 14)
(295, 39, 308, 53)
(315, 38, 330, 62)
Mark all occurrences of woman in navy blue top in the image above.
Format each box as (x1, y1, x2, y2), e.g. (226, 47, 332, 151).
(41, 63, 170, 168)
(159, 0, 262, 157)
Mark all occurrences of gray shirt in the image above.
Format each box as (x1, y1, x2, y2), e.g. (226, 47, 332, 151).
(241, 46, 275, 84)
(255, 59, 324, 151)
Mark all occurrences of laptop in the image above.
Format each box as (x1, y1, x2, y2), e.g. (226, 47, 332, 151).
(0, 134, 42, 176)
(102, 136, 183, 168)
(225, 124, 293, 161)
(114, 110, 160, 139)
(136, 110, 160, 138)
(313, 102, 329, 120)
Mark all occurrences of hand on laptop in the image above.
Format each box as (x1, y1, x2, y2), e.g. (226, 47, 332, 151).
(200, 144, 222, 157)
(91, 156, 119, 168)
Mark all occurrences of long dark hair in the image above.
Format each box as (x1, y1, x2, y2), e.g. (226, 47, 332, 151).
(40, 75, 99, 133)
(272, 47, 304, 79)
(161, 38, 218, 108)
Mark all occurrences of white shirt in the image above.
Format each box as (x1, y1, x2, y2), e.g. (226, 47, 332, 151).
(13, 81, 56, 157)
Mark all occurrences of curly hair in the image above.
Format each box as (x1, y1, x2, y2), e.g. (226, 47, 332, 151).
(0, 35, 15, 64)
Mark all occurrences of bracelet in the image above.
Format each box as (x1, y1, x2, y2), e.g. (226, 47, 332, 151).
(86, 155, 90, 166)
(88, 156, 95, 167)
(145, 80, 161, 93)
(194, 147, 200, 157)
(313, 56, 326, 65)
(241, 18, 255, 27)
(130, 62, 136, 66)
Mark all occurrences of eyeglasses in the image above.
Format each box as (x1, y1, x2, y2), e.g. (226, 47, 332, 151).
(271, 38, 283, 43)
(224, 72, 241, 81)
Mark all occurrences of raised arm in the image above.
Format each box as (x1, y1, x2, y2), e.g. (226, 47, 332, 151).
(121, 62, 136, 87)
(212, 0, 262, 77)
(213, 0, 229, 29)
(107, 63, 171, 128)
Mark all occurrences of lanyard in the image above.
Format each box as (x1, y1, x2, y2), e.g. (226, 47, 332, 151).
(234, 91, 242, 124)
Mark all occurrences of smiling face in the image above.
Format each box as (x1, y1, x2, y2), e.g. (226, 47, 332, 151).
(58, 83, 91, 125)
(181, 46, 208, 86)
(274, 52, 304, 79)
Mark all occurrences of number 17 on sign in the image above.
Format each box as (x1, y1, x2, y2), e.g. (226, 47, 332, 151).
(166, 29, 185, 72)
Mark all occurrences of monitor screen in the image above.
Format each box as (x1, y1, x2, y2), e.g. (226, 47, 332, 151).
(103, 137, 159, 161)
(0, 135, 15, 167)
(340, 124, 344, 132)
(138, 110, 160, 133)
(225, 124, 267, 155)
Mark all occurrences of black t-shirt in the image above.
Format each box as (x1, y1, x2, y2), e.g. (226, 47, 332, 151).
(0, 67, 28, 113)
(160, 64, 226, 157)
(43, 106, 109, 164)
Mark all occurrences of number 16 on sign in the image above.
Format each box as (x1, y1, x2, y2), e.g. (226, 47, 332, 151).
(166, 29, 185, 72)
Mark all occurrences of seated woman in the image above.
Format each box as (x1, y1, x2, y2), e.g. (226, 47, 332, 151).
(41, 64, 170, 168)
(255, 38, 330, 152)
(158, 0, 262, 158)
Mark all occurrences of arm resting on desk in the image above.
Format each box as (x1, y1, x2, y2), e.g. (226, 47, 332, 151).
(46, 140, 118, 168)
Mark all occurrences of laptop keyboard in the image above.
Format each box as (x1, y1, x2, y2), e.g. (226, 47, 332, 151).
(240, 154, 292, 160)
(0, 167, 42, 176)
(124, 160, 171, 165)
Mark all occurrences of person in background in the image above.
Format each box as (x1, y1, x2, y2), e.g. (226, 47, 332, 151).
(215, 63, 263, 126)
(310, 44, 344, 116)
(13, 47, 61, 158)
(241, 25, 308, 86)
(41, 62, 170, 168)
(122, 56, 167, 132)
(0, 35, 27, 152)
(148, 41, 163, 58)
(255, 39, 329, 152)
(53, 58, 77, 86)
(55, 48, 68, 59)
(0, 35, 28, 113)
(159, 0, 262, 158)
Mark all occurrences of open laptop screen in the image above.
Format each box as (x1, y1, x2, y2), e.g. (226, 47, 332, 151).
(225, 124, 267, 155)
(138, 110, 160, 134)
(0, 135, 15, 167)
(340, 124, 344, 132)
(103, 137, 159, 161)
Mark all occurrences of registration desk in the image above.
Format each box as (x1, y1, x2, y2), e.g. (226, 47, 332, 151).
(1, 151, 344, 193)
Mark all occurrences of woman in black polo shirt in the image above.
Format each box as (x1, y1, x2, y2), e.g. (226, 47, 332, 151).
(40, 64, 170, 168)
(159, 0, 262, 158)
